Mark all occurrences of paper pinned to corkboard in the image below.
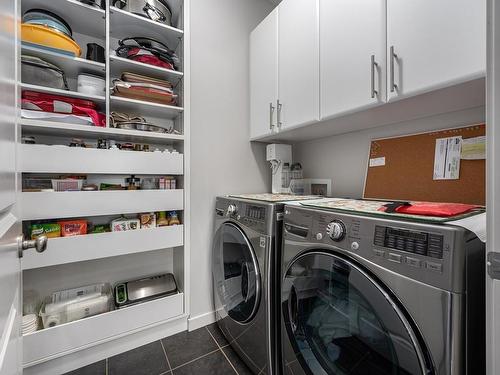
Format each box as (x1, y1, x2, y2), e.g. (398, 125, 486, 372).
(363, 124, 486, 205)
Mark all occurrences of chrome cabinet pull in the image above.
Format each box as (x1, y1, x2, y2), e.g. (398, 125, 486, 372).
(371, 54, 378, 98)
(269, 102, 275, 131)
(18, 235, 47, 258)
(277, 99, 283, 129)
(390, 46, 398, 93)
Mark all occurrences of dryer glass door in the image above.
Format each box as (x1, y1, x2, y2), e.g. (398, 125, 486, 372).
(282, 252, 430, 375)
(213, 222, 261, 324)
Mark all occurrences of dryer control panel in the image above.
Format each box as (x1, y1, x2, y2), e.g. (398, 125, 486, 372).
(374, 226, 444, 259)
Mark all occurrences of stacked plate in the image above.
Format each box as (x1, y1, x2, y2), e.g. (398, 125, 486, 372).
(22, 314, 39, 335)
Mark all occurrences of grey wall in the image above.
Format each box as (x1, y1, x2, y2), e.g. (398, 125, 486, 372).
(294, 106, 486, 198)
(189, 0, 273, 323)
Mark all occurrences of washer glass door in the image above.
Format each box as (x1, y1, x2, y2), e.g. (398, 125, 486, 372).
(282, 252, 430, 375)
(213, 222, 261, 324)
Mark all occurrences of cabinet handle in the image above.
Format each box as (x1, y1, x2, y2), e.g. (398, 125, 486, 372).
(277, 99, 283, 129)
(269, 102, 275, 131)
(371, 55, 378, 99)
(390, 46, 398, 93)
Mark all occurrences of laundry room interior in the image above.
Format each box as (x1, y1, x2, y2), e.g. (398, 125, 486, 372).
(0, 0, 498, 375)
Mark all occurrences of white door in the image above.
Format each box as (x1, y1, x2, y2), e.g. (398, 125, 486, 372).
(0, 0, 22, 374)
(387, 0, 486, 101)
(320, 0, 386, 120)
(486, 0, 500, 373)
(250, 8, 279, 139)
(278, 0, 319, 130)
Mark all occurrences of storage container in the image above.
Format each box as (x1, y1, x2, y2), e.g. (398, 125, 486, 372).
(77, 74, 106, 96)
(22, 55, 69, 90)
(51, 179, 84, 192)
(39, 283, 113, 329)
(23, 9, 73, 38)
(21, 23, 82, 57)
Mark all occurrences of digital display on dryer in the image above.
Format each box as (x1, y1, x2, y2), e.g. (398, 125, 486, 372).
(246, 205, 265, 221)
(374, 225, 444, 259)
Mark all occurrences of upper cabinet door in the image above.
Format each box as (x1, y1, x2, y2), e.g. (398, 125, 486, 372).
(250, 9, 279, 140)
(278, 0, 320, 130)
(387, 0, 486, 100)
(320, 0, 386, 120)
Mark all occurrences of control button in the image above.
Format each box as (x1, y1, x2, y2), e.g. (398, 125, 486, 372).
(373, 249, 385, 257)
(387, 253, 402, 263)
(316, 233, 323, 241)
(426, 261, 443, 273)
(326, 220, 346, 241)
(226, 204, 238, 217)
(406, 257, 421, 268)
(350, 242, 359, 251)
(236, 215, 241, 220)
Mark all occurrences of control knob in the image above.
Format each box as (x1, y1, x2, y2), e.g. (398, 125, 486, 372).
(326, 220, 346, 241)
(226, 204, 238, 217)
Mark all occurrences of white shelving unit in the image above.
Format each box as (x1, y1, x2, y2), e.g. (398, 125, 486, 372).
(22, 44, 106, 77)
(20, 144, 184, 174)
(23, 292, 184, 366)
(21, 189, 184, 220)
(110, 55, 183, 85)
(21, 83, 106, 107)
(18, 0, 190, 373)
(22, 225, 184, 270)
(20, 118, 184, 143)
(109, 7, 184, 49)
(110, 95, 184, 119)
(21, 0, 106, 39)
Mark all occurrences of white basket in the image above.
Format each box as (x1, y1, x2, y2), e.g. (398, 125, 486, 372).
(51, 179, 84, 192)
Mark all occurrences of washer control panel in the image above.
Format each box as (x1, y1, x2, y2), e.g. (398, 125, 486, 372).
(326, 220, 346, 241)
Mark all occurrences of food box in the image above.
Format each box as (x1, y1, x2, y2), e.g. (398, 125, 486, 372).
(30, 223, 61, 239)
(139, 213, 156, 229)
(58, 220, 87, 237)
(111, 217, 140, 232)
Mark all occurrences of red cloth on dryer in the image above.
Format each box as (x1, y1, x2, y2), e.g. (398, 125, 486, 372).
(378, 201, 481, 217)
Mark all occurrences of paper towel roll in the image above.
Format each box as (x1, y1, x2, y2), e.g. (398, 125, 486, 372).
(45, 315, 61, 327)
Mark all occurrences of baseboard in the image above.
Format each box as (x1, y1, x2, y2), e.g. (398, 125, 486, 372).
(24, 316, 188, 375)
(188, 310, 215, 331)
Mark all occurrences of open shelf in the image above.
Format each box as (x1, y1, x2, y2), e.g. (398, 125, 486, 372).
(110, 96, 183, 119)
(110, 55, 183, 85)
(22, 44, 106, 77)
(109, 7, 183, 51)
(20, 144, 184, 174)
(21, 0, 105, 39)
(20, 119, 184, 143)
(21, 189, 184, 220)
(22, 225, 183, 270)
(20, 83, 106, 108)
(23, 292, 184, 366)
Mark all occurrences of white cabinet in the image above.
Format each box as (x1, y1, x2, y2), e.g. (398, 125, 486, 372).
(320, 0, 386, 120)
(278, 0, 319, 129)
(387, 0, 486, 100)
(250, 9, 278, 139)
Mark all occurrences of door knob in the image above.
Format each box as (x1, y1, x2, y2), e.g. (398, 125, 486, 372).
(18, 235, 48, 258)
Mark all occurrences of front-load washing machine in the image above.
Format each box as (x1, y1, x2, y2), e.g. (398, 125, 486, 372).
(280, 203, 485, 375)
(212, 195, 319, 375)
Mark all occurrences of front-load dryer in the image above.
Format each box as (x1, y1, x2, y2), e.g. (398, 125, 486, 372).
(280, 204, 485, 375)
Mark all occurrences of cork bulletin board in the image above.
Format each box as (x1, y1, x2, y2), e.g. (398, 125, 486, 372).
(363, 124, 486, 205)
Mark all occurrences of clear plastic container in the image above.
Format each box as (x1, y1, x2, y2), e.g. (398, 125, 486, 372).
(39, 283, 113, 329)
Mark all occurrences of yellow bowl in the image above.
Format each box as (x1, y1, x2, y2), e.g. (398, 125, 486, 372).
(21, 23, 81, 57)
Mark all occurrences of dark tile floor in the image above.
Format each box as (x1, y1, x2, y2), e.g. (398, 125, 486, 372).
(64, 323, 253, 375)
